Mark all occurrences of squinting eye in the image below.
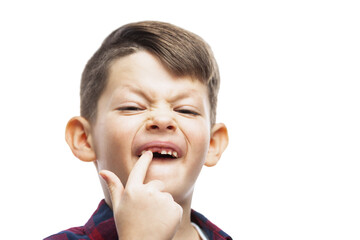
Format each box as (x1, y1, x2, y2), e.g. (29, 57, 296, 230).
(176, 109, 200, 116)
(117, 106, 143, 111)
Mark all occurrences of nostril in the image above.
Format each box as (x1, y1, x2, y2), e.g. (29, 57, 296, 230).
(146, 117, 176, 131)
(150, 125, 159, 130)
(150, 125, 175, 130)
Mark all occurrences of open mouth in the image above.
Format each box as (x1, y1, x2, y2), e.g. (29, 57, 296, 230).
(151, 151, 177, 159)
(136, 141, 183, 160)
(139, 148, 179, 159)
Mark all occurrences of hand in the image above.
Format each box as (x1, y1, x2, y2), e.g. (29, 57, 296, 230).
(99, 151, 183, 240)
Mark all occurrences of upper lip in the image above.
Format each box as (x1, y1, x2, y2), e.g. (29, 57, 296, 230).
(135, 141, 183, 158)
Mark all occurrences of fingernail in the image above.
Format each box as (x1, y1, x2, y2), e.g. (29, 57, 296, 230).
(140, 150, 152, 158)
(99, 172, 108, 182)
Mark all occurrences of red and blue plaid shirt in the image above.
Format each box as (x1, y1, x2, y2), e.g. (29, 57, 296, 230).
(45, 199, 232, 240)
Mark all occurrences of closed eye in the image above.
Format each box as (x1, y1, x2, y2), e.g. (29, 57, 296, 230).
(175, 109, 200, 116)
(117, 106, 144, 111)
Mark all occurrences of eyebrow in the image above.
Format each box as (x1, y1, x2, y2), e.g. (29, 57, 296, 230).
(120, 84, 202, 103)
(121, 84, 153, 102)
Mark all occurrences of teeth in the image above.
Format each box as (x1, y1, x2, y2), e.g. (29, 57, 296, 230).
(140, 149, 179, 158)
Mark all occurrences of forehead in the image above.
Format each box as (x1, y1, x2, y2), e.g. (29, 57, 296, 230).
(104, 51, 209, 101)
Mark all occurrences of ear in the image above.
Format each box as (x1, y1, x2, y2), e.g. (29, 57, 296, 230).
(205, 123, 229, 167)
(65, 116, 96, 162)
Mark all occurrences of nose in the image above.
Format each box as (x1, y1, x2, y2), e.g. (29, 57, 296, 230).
(146, 111, 177, 132)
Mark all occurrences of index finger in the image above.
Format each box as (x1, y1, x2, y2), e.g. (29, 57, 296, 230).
(126, 151, 153, 187)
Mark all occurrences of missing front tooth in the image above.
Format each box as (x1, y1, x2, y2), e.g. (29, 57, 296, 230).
(153, 152, 176, 159)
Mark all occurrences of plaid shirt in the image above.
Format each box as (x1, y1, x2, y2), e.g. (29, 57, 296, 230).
(45, 199, 232, 240)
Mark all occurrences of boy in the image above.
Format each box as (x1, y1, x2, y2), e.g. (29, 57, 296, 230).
(45, 21, 231, 240)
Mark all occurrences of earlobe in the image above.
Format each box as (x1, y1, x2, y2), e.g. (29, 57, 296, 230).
(205, 123, 229, 167)
(65, 116, 96, 162)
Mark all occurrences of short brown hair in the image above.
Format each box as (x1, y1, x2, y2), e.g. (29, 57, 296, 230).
(80, 21, 220, 126)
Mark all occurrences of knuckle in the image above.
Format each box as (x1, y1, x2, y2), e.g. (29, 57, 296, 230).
(145, 187, 156, 195)
(177, 205, 183, 214)
(163, 192, 174, 201)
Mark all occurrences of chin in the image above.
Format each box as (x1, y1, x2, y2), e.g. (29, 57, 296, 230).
(146, 169, 196, 205)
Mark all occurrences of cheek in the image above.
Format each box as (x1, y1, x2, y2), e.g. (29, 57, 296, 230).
(93, 117, 141, 168)
(183, 119, 211, 164)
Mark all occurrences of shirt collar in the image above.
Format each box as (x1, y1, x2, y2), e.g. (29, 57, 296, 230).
(84, 199, 118, 239)
(191, 209, 232, 239)
(84, 200, 231, 240)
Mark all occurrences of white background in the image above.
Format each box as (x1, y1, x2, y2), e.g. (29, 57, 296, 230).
(1, 1, 359, 239)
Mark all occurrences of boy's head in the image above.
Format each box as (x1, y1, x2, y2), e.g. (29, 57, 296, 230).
(80, 21, 219, 126)
(65, 21, 228, 207)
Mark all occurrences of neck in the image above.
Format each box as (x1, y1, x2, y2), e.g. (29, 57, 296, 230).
(171, 193, 200, 240)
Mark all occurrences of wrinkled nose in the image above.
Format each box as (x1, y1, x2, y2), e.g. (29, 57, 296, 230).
(146, 111, 177, 132)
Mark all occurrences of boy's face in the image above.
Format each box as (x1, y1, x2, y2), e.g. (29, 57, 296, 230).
(90, 51, 213, 204)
